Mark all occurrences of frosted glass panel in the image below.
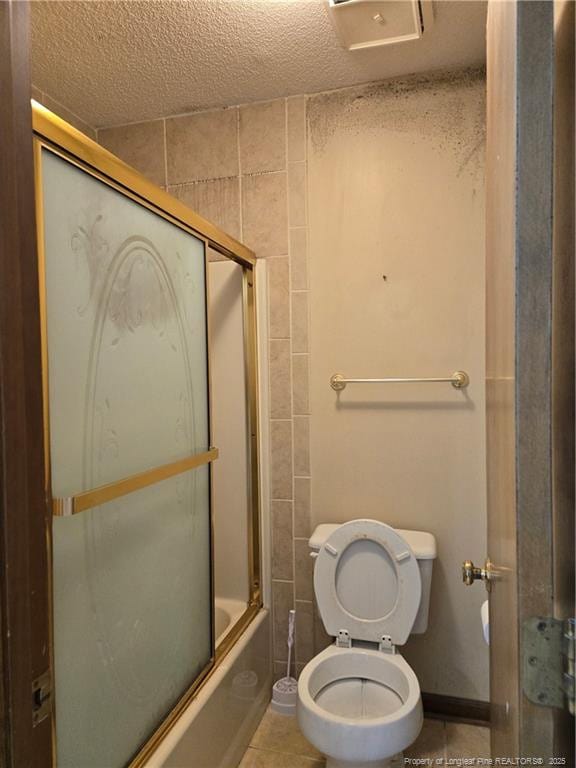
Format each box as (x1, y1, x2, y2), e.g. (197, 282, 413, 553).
(42, 149, 209, 496)
(40, 148, 213, 767)
(53, 466, 211, 767)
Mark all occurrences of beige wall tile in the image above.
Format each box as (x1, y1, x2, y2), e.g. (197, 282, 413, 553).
(31, 84, 43, 102)
(272, 580, 294, 660)
(294, 477, 311, 538)
(240, 99, 286, 174)
(293, 415, 310, 476)
(169, 177, 241, 240)
(287, 97, 306, 162)
(290, 228, 308, 291)
(294, 538, 313, 601)
(208, 246, 227, 263)
(288, 162, 306, 227)
(292, 354, 309, 415)
(166, 108, 238, 184)
(268, 257, 290, 339)
(272, 660, 290, 682)
(250, 706, 322, 760)
(271, 501, 294, 581)
(313, 598, 332, 655)
(271, 420, 293, 499)
(295, 600, 314, 664)
(272, 660, 306, 681)
(242, 172, 288, 256)
(445, 723, 490, 759)
(291, 292, 309, 352)
(99, 119, 165, 186)
(269, 340, 292, 419)
(42, 94, 97, 141)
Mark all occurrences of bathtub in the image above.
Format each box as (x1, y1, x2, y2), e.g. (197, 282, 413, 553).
(145, 608, 271, 768)
(215, 597, 250, 646)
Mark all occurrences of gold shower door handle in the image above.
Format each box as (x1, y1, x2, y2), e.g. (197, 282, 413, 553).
(462, 558, 495, 590)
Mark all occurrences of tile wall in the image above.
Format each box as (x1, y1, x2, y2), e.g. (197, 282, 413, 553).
(95, 97, 322, 678)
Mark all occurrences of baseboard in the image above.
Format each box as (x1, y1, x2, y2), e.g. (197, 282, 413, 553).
(422, 692, 490, 726)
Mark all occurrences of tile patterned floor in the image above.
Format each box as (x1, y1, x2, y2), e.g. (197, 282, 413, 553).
(239, 706, 490, 767)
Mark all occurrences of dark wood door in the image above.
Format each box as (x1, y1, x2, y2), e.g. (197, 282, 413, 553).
(0, 2, 53, 766)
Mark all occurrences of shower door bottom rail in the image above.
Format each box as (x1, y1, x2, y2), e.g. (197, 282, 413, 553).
(52, 447, 219, 516)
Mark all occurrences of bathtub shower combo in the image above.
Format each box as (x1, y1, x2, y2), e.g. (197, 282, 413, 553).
(33, 103, 270, 768)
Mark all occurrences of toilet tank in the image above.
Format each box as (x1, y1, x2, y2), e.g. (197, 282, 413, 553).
(309, 523, 436, 635)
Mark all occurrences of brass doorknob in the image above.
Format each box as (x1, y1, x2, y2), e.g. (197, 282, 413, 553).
(462, 559, 494, 588)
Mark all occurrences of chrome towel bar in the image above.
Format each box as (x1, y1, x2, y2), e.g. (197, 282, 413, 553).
(330, 371, 470, 391)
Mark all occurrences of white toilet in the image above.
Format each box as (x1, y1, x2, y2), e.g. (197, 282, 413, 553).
(297, 519, 437, 768)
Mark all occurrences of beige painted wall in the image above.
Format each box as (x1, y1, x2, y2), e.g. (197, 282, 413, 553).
(307, 70, 488, 699)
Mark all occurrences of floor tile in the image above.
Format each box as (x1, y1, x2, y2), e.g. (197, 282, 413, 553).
(239, 747, 324, 767)
(250, 707, 322, 759)
(445, 722, 490, 759)
(405, 718, 446, 759)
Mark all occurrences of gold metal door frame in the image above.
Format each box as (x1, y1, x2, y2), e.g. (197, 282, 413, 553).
(32, 101, 262, 768)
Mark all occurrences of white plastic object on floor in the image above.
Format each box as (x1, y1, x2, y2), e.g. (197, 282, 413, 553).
(271, 609, 297, 715)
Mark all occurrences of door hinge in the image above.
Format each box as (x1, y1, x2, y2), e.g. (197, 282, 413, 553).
(32, 669, 52, 727)
(522, 617, 575, 715)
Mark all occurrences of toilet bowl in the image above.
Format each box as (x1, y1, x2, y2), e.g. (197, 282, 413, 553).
(296, 519, 436, 768)
(298, 645, 422, 767)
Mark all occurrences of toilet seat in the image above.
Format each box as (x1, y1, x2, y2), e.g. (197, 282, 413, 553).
(314, 519, 422, 646)
(297, 644, 423, 763)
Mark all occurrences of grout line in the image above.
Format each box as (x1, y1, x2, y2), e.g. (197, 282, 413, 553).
(241, 168, 287, 179)
(285, 97, 298, 644)
(168, 176, 239, 190)
(237, 108, 244, 242)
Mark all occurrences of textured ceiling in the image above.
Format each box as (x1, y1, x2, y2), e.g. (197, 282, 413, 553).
(31, 0, 487, 129)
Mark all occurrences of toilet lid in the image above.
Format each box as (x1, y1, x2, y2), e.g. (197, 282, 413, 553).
(314, 519, 422, 646)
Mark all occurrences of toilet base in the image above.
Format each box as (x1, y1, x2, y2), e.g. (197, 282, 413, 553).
(325, 753, 403, 768)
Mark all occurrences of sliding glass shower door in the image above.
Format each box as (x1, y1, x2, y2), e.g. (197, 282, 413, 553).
(38, 146, 214, 767)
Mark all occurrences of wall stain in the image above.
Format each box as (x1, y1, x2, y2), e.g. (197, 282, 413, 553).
(307, 66, 486, 178)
